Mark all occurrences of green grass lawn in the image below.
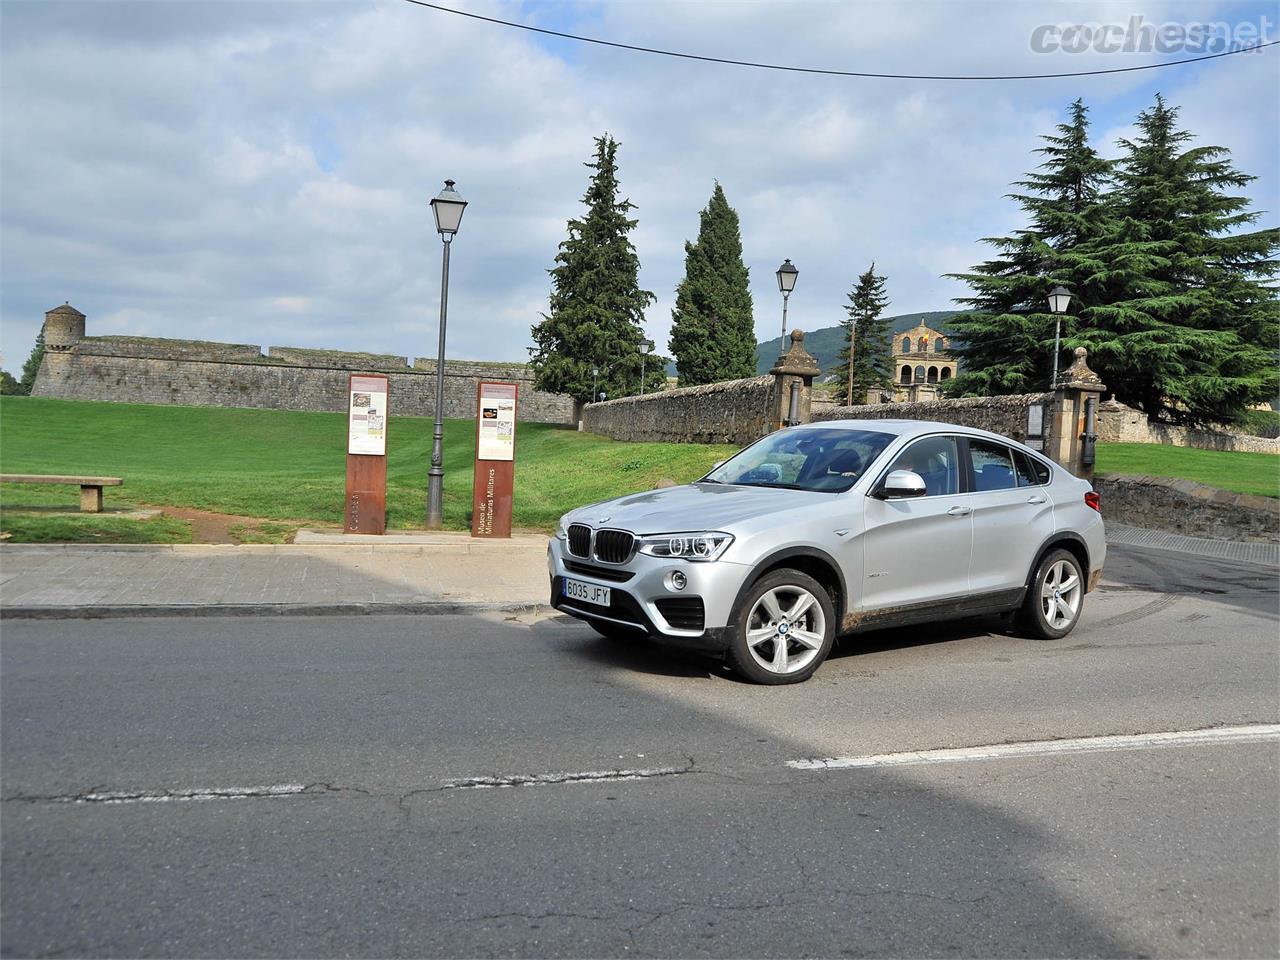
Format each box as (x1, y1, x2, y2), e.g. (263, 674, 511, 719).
(0, 397, 736, 538)
(1096, 443, 1280, 498)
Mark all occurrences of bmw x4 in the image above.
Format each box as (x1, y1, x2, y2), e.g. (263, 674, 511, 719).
(549, 420, 1105, 684)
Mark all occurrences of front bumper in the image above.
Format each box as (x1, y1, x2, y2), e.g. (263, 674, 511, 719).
(547, 537, 751, 654)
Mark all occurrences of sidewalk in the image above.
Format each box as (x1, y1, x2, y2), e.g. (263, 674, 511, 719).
(0, 532, 551, 619)
(1, 525, 1272, 620)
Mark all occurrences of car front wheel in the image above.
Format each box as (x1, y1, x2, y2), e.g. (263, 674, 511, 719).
(726, 568, 835, 685)
(1018, 548, 1085, 640)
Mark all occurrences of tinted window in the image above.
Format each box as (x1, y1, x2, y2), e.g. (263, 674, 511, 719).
(1016, 451, 1051, 486)
(970, 439, 1017, 491)
(886, 437, 960, 496)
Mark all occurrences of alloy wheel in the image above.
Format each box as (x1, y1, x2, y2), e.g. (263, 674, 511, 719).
(1041, 559, 1082, 630)
(745, 586, 827, 676)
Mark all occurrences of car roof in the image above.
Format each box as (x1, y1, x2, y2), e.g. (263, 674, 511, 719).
(796, 418, 1031, 447)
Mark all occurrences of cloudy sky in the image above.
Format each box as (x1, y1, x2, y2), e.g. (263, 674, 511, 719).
(2, 0, 1276, 372)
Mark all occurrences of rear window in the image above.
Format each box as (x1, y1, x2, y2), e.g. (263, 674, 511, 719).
(1016, 450, 1051, 486)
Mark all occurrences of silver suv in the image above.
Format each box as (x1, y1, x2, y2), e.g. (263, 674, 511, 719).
(549, 420, 1105, 684)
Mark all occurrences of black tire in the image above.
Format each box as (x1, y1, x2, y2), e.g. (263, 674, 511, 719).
(1017, 548, 1085, 640)
(587, 620, 642, 642)
(726, 568, 835, 685)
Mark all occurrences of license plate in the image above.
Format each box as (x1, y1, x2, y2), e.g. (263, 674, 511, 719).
(563, 577, 611, 607)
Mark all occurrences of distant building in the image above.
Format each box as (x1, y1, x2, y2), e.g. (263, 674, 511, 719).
(871, 323, 957, 403)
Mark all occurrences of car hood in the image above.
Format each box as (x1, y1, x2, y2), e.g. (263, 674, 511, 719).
(566, 482, 835, 534)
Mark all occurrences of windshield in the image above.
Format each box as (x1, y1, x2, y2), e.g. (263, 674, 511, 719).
(701, 428, 894, 493)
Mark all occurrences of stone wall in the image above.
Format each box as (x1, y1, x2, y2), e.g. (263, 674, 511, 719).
(812, 393, 1055, 444)
(1097, 400, 1279, 455)
(33, 339, 575, 424)
(1095, 474, 1279, 542)
(582, 375, 776, 445)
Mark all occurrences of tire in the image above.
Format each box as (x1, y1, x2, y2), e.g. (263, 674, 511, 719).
(726, 568, 835, 685)
(1017, 548, 1085, 640)
(588, 620, 642, 642)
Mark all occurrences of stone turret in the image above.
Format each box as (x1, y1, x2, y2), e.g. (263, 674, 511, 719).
(43, 303, 86, 351)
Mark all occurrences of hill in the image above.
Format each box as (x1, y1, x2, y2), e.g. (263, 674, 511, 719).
(753, 310, 963, 375)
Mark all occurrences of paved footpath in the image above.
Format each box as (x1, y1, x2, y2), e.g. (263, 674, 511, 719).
(0, 525, 1273, 618)
(0, 532, 551, 616)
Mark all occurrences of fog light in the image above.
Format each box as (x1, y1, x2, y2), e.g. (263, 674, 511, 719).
(670, 571, 687, 591)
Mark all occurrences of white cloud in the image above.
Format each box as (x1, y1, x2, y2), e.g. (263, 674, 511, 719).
(1, 0, 1274, 372)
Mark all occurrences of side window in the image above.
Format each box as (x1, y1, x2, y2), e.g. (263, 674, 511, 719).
(1016, 451, 1051, 486)
(886, 436, 960, 496)
(970, 439, 1017, 491)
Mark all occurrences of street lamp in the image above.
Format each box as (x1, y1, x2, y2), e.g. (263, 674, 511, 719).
(425, 179, 468, 530)
(775, 259, 798, 344)
(639, 339, 653, 393)
(1047, 285, 1073, 388)
(591, 365, 599, 402)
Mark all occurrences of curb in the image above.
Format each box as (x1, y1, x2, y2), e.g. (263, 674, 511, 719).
(0, 601, 556, 621)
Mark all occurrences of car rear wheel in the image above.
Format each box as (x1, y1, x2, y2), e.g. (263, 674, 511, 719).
(726, 569, 835, 685)
(1018, 548, 1085, 640)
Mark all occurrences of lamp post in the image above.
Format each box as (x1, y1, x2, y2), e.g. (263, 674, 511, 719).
(591, 365, 599, 402)
(425, 179, 468, 530)
(776, 259, 798, 345)
(639, 339, 653, 393)
(1047, 285, 1073, 388)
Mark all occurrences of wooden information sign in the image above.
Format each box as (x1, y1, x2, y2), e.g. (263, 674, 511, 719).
(345, 374, 388, 535)
(470, 381, 518, 538)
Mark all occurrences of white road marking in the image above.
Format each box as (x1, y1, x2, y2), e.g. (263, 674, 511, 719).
(444, 767, 688, 790)
(53, 784, 310, 804)
(787, 724, 1280, 771)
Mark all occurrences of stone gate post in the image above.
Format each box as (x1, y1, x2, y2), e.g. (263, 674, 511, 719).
(769, 330, 821, 431)
(1046, 347, 1107, 481)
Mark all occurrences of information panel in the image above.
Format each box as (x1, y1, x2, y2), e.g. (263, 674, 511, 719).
(348, 375, 389, 456)
(471, 381, 518, 539)
(476, 383, 517, 461)
(344, 374, 388, 535)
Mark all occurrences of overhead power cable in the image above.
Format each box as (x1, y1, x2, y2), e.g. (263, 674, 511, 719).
(401, 0, 1279, 81)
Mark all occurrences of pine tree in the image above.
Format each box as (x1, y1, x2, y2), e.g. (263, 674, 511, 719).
(1070, 95, 1279, 423)
(945, 99, 1114, 396)
(17, 329, 45, 396)
(829, 263, 893, 404)
(668, 183, 756, 385)
(530, 135, 667, 404)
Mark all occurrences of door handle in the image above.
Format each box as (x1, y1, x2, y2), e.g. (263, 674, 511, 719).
(947, 506, 971, 517)
(1027, 496, 1047, 504)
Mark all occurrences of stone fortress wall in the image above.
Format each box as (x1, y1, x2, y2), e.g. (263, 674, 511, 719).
(32, 304, 577, 424)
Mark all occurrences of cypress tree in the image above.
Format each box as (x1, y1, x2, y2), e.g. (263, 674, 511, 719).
(945, 99, 1114, 396)
(668, 183, 756, 385)
(530, 135, 666, 403)
(17, 330, 45, 396)
(830, 263, 893, 404)
(1071, 95, 1279, 423)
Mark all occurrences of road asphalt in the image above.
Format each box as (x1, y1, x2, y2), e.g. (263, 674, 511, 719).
(1, 543, 1277, 957)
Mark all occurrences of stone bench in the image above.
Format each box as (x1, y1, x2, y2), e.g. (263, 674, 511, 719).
(0, 474, 123, 513)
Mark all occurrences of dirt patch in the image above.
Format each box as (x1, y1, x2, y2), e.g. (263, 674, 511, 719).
(148, 506, 311, 544)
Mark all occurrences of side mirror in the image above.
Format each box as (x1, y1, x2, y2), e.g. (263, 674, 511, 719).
(875, 469, 927, 499)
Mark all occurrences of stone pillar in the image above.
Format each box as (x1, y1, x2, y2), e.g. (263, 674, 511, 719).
(769, 330, 821, 431)
(1046, 347, 1107, 480)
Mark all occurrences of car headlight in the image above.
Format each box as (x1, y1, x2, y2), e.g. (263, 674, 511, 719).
(555, 516, 570, 541)
(637, 532, 733, 562)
